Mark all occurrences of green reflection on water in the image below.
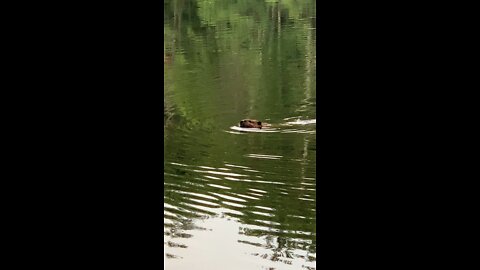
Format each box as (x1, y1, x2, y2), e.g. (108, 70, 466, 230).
(164, 0, 316, 269)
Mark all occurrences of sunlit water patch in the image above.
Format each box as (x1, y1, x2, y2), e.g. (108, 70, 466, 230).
(165, 155, 316, 269)
(284, 119, 317, 126)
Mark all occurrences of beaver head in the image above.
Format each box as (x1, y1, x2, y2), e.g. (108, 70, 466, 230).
(240, 119, 263, 128)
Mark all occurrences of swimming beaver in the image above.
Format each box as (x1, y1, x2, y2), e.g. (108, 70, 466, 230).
(239, 119, 271, 129)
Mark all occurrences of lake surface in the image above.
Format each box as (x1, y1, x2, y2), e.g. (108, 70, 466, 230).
(164, 1, 316, 269)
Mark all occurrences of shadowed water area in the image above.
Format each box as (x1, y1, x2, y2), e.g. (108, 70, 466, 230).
(164, 0, 316, 269)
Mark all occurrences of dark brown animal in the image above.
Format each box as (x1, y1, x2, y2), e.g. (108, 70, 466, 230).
(239, 119, 270, 129)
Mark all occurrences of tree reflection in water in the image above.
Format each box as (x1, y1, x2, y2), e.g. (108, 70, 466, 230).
(164, 0, 316, 269)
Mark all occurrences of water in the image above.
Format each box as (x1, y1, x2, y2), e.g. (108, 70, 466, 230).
(164, 1, 316, 269)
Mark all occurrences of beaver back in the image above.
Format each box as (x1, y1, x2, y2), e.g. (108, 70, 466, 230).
(239, 119, 269, 128)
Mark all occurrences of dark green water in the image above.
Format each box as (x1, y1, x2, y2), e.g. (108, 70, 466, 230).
(164, 1, 316, 269)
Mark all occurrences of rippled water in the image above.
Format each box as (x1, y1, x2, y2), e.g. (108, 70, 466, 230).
(164, 1, 316, 269)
